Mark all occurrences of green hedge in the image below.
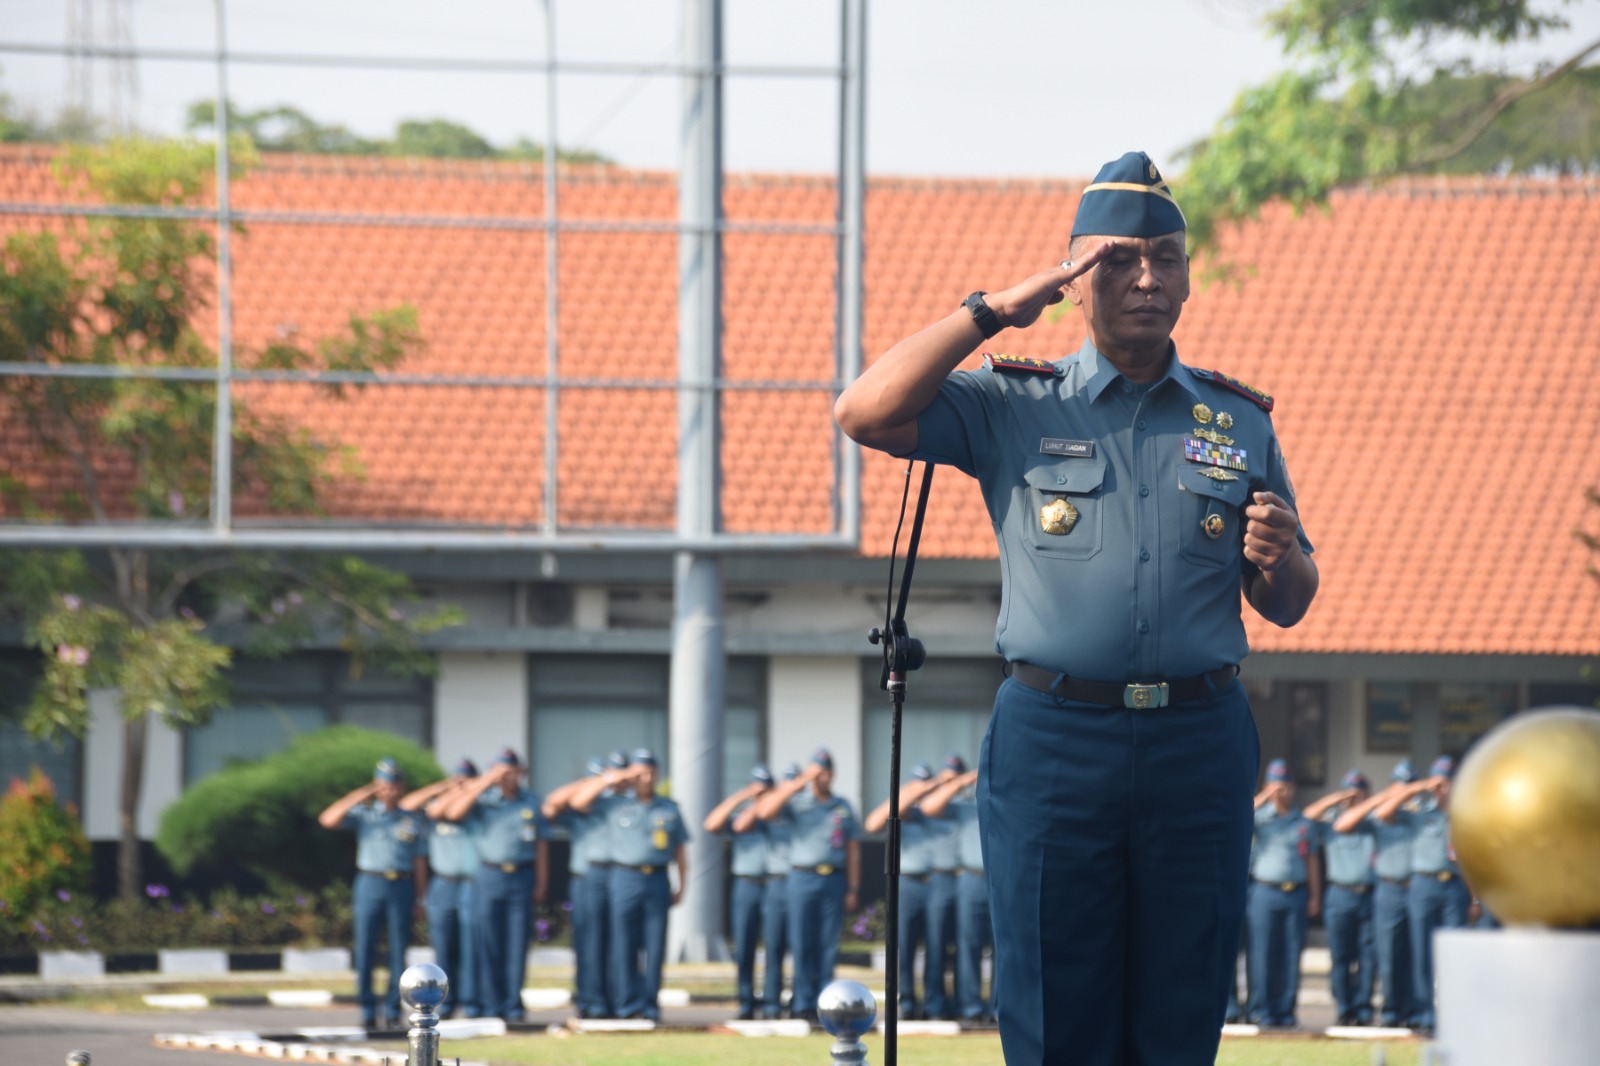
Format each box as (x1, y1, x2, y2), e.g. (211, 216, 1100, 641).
(156, 724, 442, 890)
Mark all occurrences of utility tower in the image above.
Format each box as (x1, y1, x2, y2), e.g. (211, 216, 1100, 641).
(66, 0, 139, 135)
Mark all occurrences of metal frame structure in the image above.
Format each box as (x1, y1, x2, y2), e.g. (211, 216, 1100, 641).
(0, 0, 866, 554)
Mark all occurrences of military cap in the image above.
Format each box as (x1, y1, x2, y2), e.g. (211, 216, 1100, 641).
(632, 747, 658, 767)
(374, 757, 402, 784)
(1429, 755, 1456, 779)
(782, 762, 802, 781)
(751, 763, 774, 786)
(944, 753, 968, 774)
(1265, 758, 1293, 784)
(1340, 769, 1370, 791)
(585, 756, 605, 776)
(1071, 150, 1186, 239)
(495, 747, 522, 768)
(911, 762, 934, 782)
(608, 750, 631, 770)
(453, 757, 479, 778)
(811, 748, 834, 771)
(1391, 758, 1416, 783)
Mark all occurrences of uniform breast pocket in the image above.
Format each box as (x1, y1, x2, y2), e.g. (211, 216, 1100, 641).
(1022, 458, 1106, 561)
(1178, 466, 1249, 569)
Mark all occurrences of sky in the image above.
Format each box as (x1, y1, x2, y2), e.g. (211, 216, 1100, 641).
(1, 0, 1598, 179)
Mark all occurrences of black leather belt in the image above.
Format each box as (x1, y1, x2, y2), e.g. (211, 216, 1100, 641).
(900, 872, 931, 883)
(1253, 878, 1303, 891)
(932, 869, 959, 877)
(1380, 876, 1410, 885)
(1417, 870, 1458, 882)
(361, 869, 412, 881)
(483, 861, 533, 874)
(735, 874, 766, 881)
(617, 863, 666, 875)
(1006, 661, 1238, 709)
(1331, 882, 1371, 894)
(961, 868, 985, 877)
(792, 864, 841, 876)
(432, 872, 470, 882)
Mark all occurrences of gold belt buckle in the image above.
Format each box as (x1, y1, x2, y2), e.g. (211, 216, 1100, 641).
(500, 863, 517, 874)
(817, 864, 834, 876)
(640, 865, 656, 875)
(1280, 882, 1295, 892)
(1124, 682, 1169, 709)
(1437, 871, 1452, 882)
(384, 870, 400, 881)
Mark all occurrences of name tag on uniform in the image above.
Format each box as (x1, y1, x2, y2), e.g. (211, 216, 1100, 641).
(1040, 438, 1094, 458)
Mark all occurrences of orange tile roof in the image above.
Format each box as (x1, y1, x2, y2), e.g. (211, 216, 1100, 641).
(2, 147, 1599, 656)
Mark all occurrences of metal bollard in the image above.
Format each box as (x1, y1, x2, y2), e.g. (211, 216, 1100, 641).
(66, 1054, 90, 1066)
(398, 962, 448, 1066)
(818, 980, 877, 1066)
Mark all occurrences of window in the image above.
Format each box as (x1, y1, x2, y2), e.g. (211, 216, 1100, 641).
(1246, 678, 1329, 787)
(0, 651, 82, 810)
(861, 657, 996, 818)
(1365, 681, 1415, 755)
(184, 653, 432, 783)
(1439, 682, 1515, 756)
(528, 654, 765, 798)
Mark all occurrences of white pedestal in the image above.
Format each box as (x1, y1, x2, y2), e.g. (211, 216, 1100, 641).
(159, 948, 228, 975)
(1437, 928, 1600, 1066)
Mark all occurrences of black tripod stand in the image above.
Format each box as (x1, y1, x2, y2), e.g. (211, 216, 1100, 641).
(867, 460, 935, 1066)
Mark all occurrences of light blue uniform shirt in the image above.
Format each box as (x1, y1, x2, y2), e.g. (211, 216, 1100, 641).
(1366, 810, 1416, 880)
(765, 817, 793, 876)
(427, 815, 479, 878)
(925, 808, 961, 873)
(1251, 804, 1312, 885)
(898, 808, 935, 876)
(1317, 813, 1375, 886)
(726, 799, 770, 878)
(782, 791, 859, 869)
(952, 797, 983, 871)
(600, 793, 689, 867)
(555, 806, 610, 876)
(1401, 798, 1457, 875)
(912, 342, 1312, 679)
(470, 785, 548, 866)
(340, 802, 424, 873)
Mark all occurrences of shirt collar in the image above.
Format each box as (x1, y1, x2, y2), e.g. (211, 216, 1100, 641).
(1078, 339, 1199, 404)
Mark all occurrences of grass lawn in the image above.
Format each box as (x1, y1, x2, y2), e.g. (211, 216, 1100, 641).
(421, 1031, 1424, 1066)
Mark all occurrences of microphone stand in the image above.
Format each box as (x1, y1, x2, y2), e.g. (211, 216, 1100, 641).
(868, 461, 934, 1066)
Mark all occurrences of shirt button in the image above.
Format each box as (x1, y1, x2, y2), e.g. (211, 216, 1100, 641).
(1057, 476, 1067, 484)
(1138, 620, 1151, 634)
(1139, 485, 1150, 497)
(1136, 419, 1147, 430)
(1139, 549, 1151, 562)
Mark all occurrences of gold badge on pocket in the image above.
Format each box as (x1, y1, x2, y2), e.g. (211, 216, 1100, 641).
(1040, 498, 1079, 535)
(652, 829, 669, 851)
(1216, 411, 1234, 430)
(1192, 403, 1213, 425)
(1204, 513, 1226, 539)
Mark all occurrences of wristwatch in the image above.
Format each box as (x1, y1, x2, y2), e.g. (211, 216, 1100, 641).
(962, 291, 1003, 339)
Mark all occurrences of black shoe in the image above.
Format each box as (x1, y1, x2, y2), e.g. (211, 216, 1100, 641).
(736, 1008, 754, 1021)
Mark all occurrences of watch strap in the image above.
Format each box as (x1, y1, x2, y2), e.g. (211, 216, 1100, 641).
(963, 291, 1003, 339)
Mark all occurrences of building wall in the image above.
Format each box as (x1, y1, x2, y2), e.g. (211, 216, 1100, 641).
(82, 689, 183, 842)
(435, 651, 527, 765)
(769, 655, 864, 814)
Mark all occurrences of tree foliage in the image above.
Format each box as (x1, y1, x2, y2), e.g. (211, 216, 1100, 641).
(0, 768, 93, 920)
(1178, 0, 1600, 260)
(184, 100, 613, 164)
(156, 725, 442, 891)
(0, 139, 462, 898)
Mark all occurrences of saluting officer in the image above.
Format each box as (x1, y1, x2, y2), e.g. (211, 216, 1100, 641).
(921, 754, 967, 1019)
(1246, 758, 1321, 1029)
(1363, 755, 1463, 1033)
(318, 757, 427, 1031)
(400, 757, 482, 1019)
(1334, 758, 1418, 1028)
(704, 764, 775, 1019)
(738, 761, 801, 1019)
(865, 762, 937, 1020)
(920, 765, 996, 1024)
(570, 748, 689, 1022)
(542, 753, 627, 1018)
(751, 748, 861, 1024)
(1303, 769, 1377, 1026)
(430, 748, 549, 1022)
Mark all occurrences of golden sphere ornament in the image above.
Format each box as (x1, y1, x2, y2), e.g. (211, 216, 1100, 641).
(1451, 707, 1600, 928)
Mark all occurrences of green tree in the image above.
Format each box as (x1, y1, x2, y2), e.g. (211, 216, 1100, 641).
(1178, 0, 1600, 261)
(185, 99, 613, 163)
(0, 768, 93, 920)
(0, 139, 462, 900)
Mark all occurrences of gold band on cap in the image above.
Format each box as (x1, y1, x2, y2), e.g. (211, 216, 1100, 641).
(1081, 180, 1181, 205)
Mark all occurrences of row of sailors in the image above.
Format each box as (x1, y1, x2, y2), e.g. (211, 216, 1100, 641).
(1230, 754, 1482, 1034)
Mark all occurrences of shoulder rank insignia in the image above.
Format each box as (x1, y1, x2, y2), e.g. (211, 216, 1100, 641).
(983, 352, 1057, 375)
(1188, 367, 1274, 411)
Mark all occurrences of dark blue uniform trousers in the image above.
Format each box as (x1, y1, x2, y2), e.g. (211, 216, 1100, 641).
(979, 677, 1257, 1066)
(1222, 923, 1249, 1024)
(896, 874, 931, 1016)
(787, 867, 846, 1016)
(761, 874, 790, 1017)
(1373, 879, 1412, 1025)
(956, 869, 996, 1020)
(1246, 881, 1308, 1025)
(1406, 872, 1469, 1028)
(474, 863, 534, 1020)
(353, 872, 414, 1024)
(925, 870, 959, 1018)
(1324, 883, 1375, 1022)
(424, 875, 478, 1017)
(609, 865, 671, 1020)
(572, 870, 615, 1016)
(731, 875, 767, 1016)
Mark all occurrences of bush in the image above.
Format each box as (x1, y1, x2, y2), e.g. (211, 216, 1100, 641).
(155, 724, 442, 891)
(0, 768, 93, 922)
